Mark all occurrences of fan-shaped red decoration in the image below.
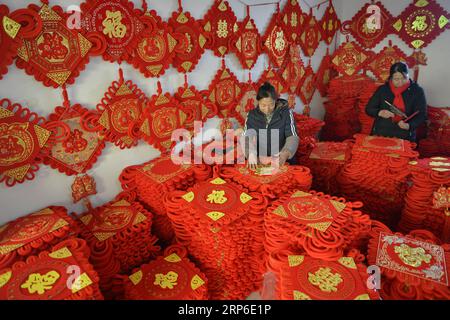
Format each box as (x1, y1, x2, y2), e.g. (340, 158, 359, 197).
(315, 49, 338, 97)
(280, 0, 304, 44)
(140, 86, 185, 152)
(128, 10, 177, 78)
(72, 174, 97, 204)
(263, 7, 290, 68)
(281, 45, 305, 96)
(80, 0, 146, 62)
(258, 67, 286, 96)
(168, 9, 207, 73)
(15, 4, 93, 88)
(298, 63, 316, 108)
(341, 1, 394, 49)
(207, 61, 242, 118)
(366, 43, 408, 82)
(202, 0, 238, 57)
(94, 71, 147, 149)
(319, 0, 341, 45)
(44, 104, 105, 176)
(299, 10, 321, 57)
(393, 0, 449, 50)
(233, 14, 261, 70)
(0, 99, 54, 187)
(331, 41, 372, 76)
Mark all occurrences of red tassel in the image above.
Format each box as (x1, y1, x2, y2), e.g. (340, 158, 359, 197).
(178, 0, 183, 12)
(142, 0, 148, 12)
(62, 85, 70, 109)
(157, 81, 162, 95)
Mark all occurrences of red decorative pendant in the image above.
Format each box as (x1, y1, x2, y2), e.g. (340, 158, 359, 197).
(263, 9, 289, 68)
(168, 10, 207, 73)
(202, 0, 238, 57)
(140, 88, 184, 152)
(298, 64, 316, 107)
(281, 45, 306, 96)
(80, 0, 146, 62)
(366, 43, 408, 82)
(233, 14, 261, 70)
(258, 67, 286, 96)
(234, 80, 258, 126)
(331, 41, 372, 76)
(0, 99, 54, 187)
(341, 1, 394, 49)
(95, 73, 147, 149)
(45, 104, 105, 176)
(15, 4, 93, 88)
(393, 0, 449, 50)
(299, 10, 321, 57)
(72, 174, 97, 204)
(315, 50, 338, 97)
(174, 84, 218, 134)
(128, 10, 177, 78)
(207, 61, 242, 118)
(319, 0, 341, 45)
(280, 0, 304, 44)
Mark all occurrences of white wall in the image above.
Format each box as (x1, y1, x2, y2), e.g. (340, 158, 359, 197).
(0, 0, 340, 224)
(339, 0, 450, 108)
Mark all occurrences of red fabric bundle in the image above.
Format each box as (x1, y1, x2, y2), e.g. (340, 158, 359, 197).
(418, 107, 450, 158)
(367, 228, 450, 300)
(0, 238, 103, 300)
(303, 141, 353, 195)
(119, 154, 212, 243)
(164, 177, 268, 300)
(76, 197, 160, 299)
(0, 206, 78, 270)
(357, 80, 383, 135)
(398, 157, 450, 242)
(265, 190, 371, 264)
(321, 75, 372, 141)
(293, 114, 325, 161)
(123, 245, 208, 300)
(218, 164, 312, 199)
(268, 250, 379, 300)
(337, 134, 419, 229)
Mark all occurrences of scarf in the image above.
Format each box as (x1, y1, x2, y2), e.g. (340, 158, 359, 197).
(389, 80, 410, 122)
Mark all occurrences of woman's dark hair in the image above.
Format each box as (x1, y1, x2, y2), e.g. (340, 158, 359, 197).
(257, 82, 278, 101)
(389, 62, 409, 80)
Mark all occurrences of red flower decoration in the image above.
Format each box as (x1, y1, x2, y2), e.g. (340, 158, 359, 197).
(128, 10, 177, 78)
(366, 43, 408, 82)
(206, 61, 242, 118)
(80, 0, 146, 62)
(319, 0, 341, 45)
(393, 0, 449, 50)
(263, 8, 290, 68)
(15, 4, 93, 88)
(331, 41, 372, 76)
(280, 0, 304, 44)
(232, 14, 262, 70)
(168, 9, 207, 73)
(202, 0, 238, 57)
(299, 10, 321, 57)
(341, 1, 394, 49)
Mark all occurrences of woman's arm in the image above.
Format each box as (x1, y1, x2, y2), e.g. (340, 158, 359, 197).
(365, 86, 383, 118)
(407, 87, 428, 130)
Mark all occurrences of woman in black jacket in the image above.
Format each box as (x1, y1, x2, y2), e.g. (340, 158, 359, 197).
(365, 62, 427, 142)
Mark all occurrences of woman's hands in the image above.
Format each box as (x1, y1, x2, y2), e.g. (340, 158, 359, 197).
(378, 110, 395, 119)
(398, 120, 410, 130)
(247, 153, 258, 170)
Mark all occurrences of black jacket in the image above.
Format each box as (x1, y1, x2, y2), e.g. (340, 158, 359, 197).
(243, 99, 299, 157)
(365, 81, 427, 141)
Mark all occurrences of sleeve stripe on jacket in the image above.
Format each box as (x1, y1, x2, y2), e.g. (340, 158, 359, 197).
(289, 110, 298, 137)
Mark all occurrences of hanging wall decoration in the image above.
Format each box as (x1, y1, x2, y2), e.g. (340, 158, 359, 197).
(263, 4, 290, 68)
(207, 60, 242, 119)
(319, 0, 341, 45)
(331, 40, 372, 76)
(0, 99, 54, 187)
(233, 10, 261, 70)
(94, 69, 148, 149)
(341, 1, 394, 49)
(80, 0, 146, 63)
(128, 10, 177, 78)
(234, 77, 258, 126)
(280, 0, 304, 44)
(281, 45, 305, 98)
(15, 4, 93, 88)
(366, 42, 408, 82)
(44, 92, 105, 176)
(258, 67, 286, 96)
(298, 9, 321, 57)
(297, 63, 316, 112)
(140, 83, 185, 152)
(168, 3, 208, 74)
(315, 49, 338, 97)
(393, 0, 449, 50)
(202, 0, 238, 57)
